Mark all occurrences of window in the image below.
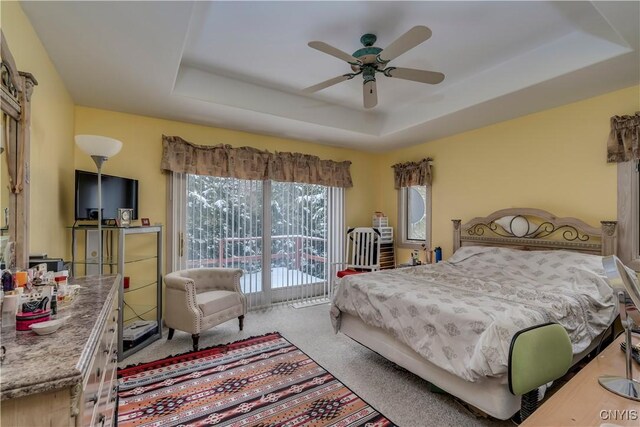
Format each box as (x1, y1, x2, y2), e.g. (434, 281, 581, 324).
(397, 185, 431, 248)
(618, 160, 640, 270)
(169, 173, 344, 308)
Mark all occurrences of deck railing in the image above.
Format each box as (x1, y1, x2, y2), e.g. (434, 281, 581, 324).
(187, 234, 330, 308)
(186, 234, 327, 270)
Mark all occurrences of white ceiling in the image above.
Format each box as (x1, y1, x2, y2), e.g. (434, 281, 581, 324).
(20, 1, 640, 152)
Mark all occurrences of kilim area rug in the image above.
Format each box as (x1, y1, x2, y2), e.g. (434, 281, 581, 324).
(117, 332, 396, 427)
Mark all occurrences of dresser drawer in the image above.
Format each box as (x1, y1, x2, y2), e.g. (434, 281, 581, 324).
(82, 350, 106, 425)
(81, 295, 119, 426)
(0, 276, 121, 427)
(97, 353, 119, 427)
(103, 304, 118, 349)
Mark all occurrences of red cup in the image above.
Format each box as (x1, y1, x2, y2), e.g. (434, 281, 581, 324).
(123, 277, 130, 289)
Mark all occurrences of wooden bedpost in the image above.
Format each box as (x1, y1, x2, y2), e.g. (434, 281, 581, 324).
(452, 219, 461, 253)
(600, 221, 618, 256)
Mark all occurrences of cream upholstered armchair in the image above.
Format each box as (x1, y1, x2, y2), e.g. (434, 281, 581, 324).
(164, 268, 246, 351)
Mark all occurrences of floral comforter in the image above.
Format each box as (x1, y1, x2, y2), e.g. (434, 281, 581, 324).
(330, 246, 616, 382)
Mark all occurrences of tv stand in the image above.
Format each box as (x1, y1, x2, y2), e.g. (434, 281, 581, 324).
(69, 225, 163, 361)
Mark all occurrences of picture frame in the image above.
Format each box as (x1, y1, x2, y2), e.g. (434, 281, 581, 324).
(141, 218, 150, 226)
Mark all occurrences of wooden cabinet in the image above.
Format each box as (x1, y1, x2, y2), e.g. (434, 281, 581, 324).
(1, 276, 119, 427)
(379, 243, 396, 270)
(374, 226, 395, 270)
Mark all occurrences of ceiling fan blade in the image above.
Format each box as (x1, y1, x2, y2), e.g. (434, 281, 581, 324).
(302, 74, 353, 93)
(363, 80, 377, 109)
(385, 67, 445, 84)
(377, 26, 432, 63)
(308, 41, 362, 65)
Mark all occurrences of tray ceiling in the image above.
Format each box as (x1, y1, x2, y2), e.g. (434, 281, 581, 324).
(21, 1, 639, 151)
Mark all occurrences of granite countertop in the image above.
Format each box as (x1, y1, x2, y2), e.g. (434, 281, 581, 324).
(0, 275, 119, 400)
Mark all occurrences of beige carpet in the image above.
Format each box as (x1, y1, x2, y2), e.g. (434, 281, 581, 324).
(121, 303, 511, 427)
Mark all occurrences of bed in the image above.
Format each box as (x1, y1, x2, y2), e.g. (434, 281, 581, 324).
(330, 208, 619, 420)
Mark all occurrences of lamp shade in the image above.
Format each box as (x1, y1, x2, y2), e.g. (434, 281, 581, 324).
(75, 135, 122, 158)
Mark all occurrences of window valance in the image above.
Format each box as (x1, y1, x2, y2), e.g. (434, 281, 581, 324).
(160, 135, 353, 188)
(607, 112, 640, 163)
(392, 158, 433, 189)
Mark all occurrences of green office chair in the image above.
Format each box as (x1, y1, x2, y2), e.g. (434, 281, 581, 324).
(508, 323, 573, 422)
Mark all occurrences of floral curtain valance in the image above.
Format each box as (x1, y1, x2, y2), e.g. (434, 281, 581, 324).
(607, 112, 640, 163)
(160, 135, 353, 188)
(392, 158, 433, 189)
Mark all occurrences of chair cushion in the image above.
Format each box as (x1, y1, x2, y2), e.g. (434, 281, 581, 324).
(196, 290, 243, 315)
(336, 269, 367, 278)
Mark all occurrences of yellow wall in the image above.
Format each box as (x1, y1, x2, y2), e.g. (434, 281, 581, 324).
(74, 106, 378, 245)
(1, 1, 76, 259)
(4, 0, 639, 272)
(75, 86, 639, 268)
(377, 85, 640, 262)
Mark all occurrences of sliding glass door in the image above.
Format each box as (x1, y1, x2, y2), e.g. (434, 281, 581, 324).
(184, 175, 265, 307)
(269, 181, 328, 303)
(174, 174, 343, 309)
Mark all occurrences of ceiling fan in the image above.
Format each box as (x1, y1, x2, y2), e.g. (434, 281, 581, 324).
(303, 26, 445, 109)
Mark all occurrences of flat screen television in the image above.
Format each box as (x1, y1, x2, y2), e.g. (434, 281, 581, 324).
(75, 170, 139, 220)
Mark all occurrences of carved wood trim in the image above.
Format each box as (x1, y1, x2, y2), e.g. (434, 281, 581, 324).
(69, 382, 82, 416)
(0, 89, 20, 120)
(1, 31, 36, 268)
(452, 219, 461, 253)
(463, 207, 602, 236)
(1, 30, 22, 96)
(19, 72, 37, 102)
(600, 220, 618, 257)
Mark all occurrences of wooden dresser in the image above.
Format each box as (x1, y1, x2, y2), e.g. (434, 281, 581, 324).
(522, 334, 640, 427)
(1, 275, 120, 427)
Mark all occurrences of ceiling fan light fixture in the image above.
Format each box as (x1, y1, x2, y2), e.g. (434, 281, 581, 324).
(363, 67, 376, 82)
(304, 25, 444, 109)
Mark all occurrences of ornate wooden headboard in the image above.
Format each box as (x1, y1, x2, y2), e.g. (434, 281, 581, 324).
(452, 208, 617, 256)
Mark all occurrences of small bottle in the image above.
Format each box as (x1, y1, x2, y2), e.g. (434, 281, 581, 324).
(50, 285, 57, 315)
(434, 247, 442, 263)
(1, 271, 14, 293)
(54, 276, 67, 301)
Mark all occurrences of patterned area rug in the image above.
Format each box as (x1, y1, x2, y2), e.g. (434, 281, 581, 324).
(118, 332, 395, 426)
